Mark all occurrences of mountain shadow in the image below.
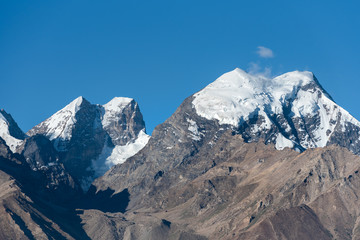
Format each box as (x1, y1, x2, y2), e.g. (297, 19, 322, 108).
(83, 186, 130, 213)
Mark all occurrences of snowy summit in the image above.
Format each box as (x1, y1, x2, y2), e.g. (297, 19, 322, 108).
(192, 68, 360, 151)
(27, 96, 84, 145)
(27, 96, 150, 190)
(0, 110, 26, 152)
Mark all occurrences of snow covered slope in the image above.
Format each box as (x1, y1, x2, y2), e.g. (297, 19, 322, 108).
(27, 96, 84, 151)
(0, 110, 26, 152)
(193, 68, 360, 152)
(92, 129, 150, 178)
(28, 96, 150, 190)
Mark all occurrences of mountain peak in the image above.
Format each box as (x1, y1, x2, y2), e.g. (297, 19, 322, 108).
(64, 96, 88, 113)
(192, 68, 360, 151)
(192, 68, 321, 127)
(103, 97, 133, 112)
(0, 109, 26, 152)
(27, 96, 91, 142)
(221, 68, 316, 90)
(27, 96, 149, 190)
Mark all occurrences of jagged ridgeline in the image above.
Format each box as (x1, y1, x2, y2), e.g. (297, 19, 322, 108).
(26, 96, 150, 190)
(1, 68, 360, 239)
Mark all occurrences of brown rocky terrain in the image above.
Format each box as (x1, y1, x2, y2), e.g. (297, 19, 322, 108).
(3, 128, 360, 239)
(83, 131, 360, 240)
(0, 138, 89, 240)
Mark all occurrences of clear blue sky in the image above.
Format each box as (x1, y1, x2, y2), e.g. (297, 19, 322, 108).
(1, 1, 359, 134)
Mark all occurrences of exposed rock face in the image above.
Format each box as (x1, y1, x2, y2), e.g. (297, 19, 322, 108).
(27, 96, 150, 190)
(0, 138, 89, 239)
(0, 169, 69, 240)
(92, 96, 223, 206)
(0, 109, 26, 152)
(17, 135, 81, 202)
(0, 169, 88, 240)
(102, 97, 146, 146)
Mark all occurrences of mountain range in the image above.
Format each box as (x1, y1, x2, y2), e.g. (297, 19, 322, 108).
(1, 68, 360, 239)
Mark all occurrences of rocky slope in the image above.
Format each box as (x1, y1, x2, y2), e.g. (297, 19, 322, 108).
(16, 135, 81, 202)
(0, 137, 89, 239)
(0, 107, 83, 203)
(85, 132, 360, 240)
(27, 96, 150, 190)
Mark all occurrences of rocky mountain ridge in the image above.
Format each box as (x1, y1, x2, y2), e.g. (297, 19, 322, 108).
(93, 68, 360, 200)
(27, 96, 150, 190)
(1, 68, 360, 239)
(89, 68, 360, 239)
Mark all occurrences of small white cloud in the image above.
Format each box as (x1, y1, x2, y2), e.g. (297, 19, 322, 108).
(257, 46, 274, 58)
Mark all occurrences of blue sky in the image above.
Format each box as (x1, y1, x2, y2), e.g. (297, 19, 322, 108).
(1, 1, 359, 134)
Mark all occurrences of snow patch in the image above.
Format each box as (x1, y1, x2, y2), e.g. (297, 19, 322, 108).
(106, 130, 150, 166)
(275, 134, 294, 150)
(187, 118, 202, 141)
(91, 129, 150, 180)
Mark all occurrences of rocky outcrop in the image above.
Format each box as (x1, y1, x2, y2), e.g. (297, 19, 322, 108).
(17, 135, 81, 202)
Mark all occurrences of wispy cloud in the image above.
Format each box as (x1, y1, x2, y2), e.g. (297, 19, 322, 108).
(248, 62, 272, 78)
(256, 46, 274, 58)
(248, 62, 261, 74)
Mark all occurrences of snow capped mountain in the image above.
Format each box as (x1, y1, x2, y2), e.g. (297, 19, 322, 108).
(27, 96, 86, 151)
(3, 67, 360, 239)
(91, 68, 360, 237)
(102, 97, 133, 128)
(101, 97, 147, 145)
(90, 97, 150, 181)
(193, 69, 315, 126)
(28, 96, 150, 190)
(192, 68, 360, 152)
(0, 109, 26, 152)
